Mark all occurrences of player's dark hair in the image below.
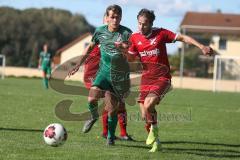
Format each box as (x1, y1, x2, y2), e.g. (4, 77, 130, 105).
(137, 9, 155, 24)
(106, 4, 122, 16)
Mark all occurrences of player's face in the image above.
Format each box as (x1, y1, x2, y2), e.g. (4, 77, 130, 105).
(43, 45, 48, 52)
(107, 10, 121, 31)
(138, 15, 152, 36)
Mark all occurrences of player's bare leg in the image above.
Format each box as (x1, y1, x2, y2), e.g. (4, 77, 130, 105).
(144, 93, 161, 152)
(140, 103, 151, 133)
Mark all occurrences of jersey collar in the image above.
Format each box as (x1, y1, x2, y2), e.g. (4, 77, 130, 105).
(139, 29, 153, 38)
(145, 30, 153, 38)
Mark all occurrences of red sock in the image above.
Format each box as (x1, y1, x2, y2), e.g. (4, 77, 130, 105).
(102, 109, 108, 136)
(118, 105, 127, 137)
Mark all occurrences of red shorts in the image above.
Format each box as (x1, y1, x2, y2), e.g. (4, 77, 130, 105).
(83, 46, 100, 89)
(83, 58, 99, 89)
(138, 79, 171, 104)
(84, 81, 93, 89)
(83, 70, 97, 89)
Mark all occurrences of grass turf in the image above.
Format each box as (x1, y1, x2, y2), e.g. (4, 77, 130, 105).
(0, 77, 240, 160)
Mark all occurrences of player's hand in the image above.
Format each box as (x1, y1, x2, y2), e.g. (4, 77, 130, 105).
(114, 41, 129, 56)
(115, 42, 129, 50)
(201, 46, 213, 56)
(68, 64, 80, 77)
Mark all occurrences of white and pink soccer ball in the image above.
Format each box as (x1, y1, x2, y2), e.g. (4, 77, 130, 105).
(43, 123, 67, 147)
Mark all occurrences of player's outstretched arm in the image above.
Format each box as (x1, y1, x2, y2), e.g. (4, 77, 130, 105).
(176, 34, 213, 56)
(68, 42, 95, 77)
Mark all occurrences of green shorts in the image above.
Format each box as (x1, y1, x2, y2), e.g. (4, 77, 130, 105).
(92, 70, 130, 99)
(42, 66, 51, 75)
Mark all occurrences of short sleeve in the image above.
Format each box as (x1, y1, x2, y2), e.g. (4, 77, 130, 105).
(39, 52, 43, 59)
(161, 28, 178, 43)
(91, 29, 100, 45)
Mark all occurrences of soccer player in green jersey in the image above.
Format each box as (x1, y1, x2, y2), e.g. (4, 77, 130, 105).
(68, 4, 132, 146)
(38, 44, 52, 89)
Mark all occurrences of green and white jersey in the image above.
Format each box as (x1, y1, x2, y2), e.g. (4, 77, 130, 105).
(40, 51, 51, 67)
(91, 25, 132, 75)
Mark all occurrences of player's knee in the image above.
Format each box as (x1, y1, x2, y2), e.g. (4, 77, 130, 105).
(88, 96, 97, 104)
(144, 98, 152, 108)
(88, 86, 102, 102)
(88, 93, 98, 104)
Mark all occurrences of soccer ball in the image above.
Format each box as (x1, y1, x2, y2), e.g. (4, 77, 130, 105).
(43, 123, 67, 147)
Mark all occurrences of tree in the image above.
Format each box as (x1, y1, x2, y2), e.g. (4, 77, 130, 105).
(0, 7, 95, 67)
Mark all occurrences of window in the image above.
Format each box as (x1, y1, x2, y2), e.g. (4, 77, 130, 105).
(219, 39, 227, 50)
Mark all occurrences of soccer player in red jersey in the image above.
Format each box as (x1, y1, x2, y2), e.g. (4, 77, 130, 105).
(83, 14, 133, 141)
(128, 9, 213, 152)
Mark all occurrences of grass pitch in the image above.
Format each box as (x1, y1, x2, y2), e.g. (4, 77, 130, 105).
(0, 77, 240, 160)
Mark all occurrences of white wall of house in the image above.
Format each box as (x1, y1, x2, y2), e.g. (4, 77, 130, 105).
(226, 40, 240, 56)
(211, 37, 240, 56)
(4, 66, 240, 92)
(60, 35, 92, 64)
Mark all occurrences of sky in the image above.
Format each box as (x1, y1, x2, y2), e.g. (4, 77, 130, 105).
(1, 0, 240, 53)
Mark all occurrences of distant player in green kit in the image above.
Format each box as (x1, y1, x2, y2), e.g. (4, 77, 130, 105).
(68, 4, 132, 146)
(38, 44, 52, 89)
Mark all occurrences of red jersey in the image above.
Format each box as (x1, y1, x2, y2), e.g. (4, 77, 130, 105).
(83, 45, 100, 89)
(128, 28, 177, 85)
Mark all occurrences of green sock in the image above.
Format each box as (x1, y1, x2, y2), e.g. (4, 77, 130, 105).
(43, 78, 48, 89)
(88, 103, 98, 119)
(107, 114, 118, 139)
